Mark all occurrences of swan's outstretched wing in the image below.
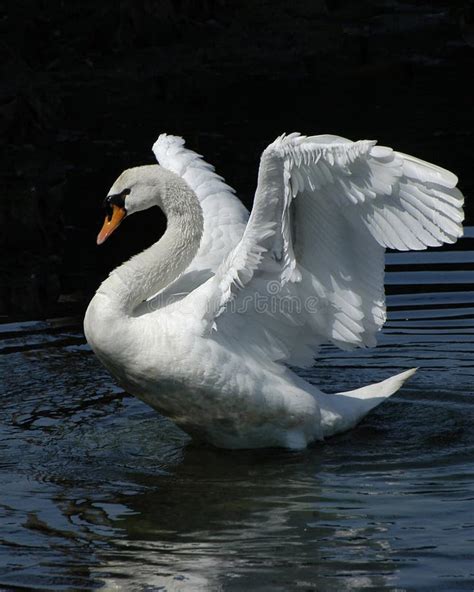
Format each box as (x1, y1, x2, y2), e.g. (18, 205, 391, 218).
(200, 133, 464, 364)
(153, 134, 248, 272)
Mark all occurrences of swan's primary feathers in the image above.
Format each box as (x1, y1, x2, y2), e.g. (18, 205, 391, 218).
(84, 133, 464, 449)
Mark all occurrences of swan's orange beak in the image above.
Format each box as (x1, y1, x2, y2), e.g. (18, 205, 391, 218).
(97, 205, 127, 245)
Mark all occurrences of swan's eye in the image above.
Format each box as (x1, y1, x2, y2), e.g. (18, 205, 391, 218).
(103, 199, 113, 221)
(103, 189, 130, 221)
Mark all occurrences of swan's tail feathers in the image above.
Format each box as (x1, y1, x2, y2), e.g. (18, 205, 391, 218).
(320, 368, 417, 438)
(337, 368, 417, 400)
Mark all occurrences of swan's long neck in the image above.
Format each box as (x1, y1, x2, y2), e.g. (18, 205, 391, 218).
(97, 170, 203, 316)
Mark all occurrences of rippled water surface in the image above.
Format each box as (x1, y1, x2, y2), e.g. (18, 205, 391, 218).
(1, 229, 474, 591)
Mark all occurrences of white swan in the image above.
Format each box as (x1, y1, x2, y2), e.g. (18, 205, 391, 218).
(84, 133, 464, 449)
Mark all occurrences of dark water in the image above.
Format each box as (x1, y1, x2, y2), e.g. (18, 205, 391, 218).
(1, 230, 474, 592)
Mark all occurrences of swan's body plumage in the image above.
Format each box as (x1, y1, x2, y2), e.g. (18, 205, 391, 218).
(84, 133, 464, 449)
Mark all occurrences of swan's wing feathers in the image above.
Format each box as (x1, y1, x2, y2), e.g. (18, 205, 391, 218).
(203, 218, 277, 323)
(200, 133, 464, 362)
(282, 134, 462, 352)
(152, 134, 248, 272)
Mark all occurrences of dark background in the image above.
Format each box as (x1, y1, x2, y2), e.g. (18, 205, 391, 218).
(2, 0, 473, 320)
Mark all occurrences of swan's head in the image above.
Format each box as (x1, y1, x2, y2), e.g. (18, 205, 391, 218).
(97, 165, 168, 245)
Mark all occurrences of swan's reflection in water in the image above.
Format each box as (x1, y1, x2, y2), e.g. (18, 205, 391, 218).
(91, 438, 399, 592)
